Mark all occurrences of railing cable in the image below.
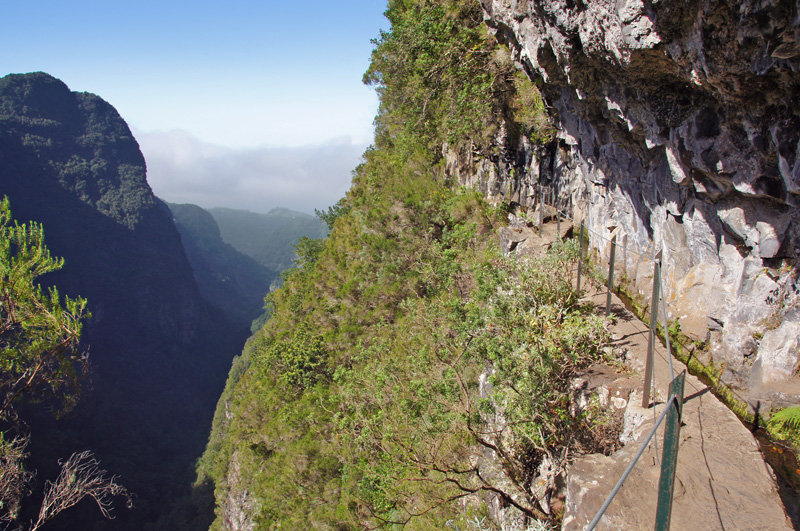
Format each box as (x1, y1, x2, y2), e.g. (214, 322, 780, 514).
(586, 395, 676, 531)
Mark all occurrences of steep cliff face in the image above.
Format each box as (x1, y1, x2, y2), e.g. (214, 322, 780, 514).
(450, 0, 800, 405)
(167, 201, 275, 330)
(0, 72, 242, 530)
(0, 72, 208, 346)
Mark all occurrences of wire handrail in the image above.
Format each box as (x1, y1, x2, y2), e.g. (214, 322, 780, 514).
(524, 181, 791, 528)
(529, 183, 687, 529)
(586, 395, 676, 530)
(534, 183, 761, 412)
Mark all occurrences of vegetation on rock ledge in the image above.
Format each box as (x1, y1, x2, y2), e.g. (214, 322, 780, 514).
(199, 1, 600, 529)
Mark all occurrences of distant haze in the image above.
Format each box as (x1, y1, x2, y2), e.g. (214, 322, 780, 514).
(139, 130, 366, 214)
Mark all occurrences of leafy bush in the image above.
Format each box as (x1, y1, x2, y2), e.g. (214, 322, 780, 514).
(315, 197, 351, 231)
(364, 0, 512, 149)
(510, 71, 555, 144)
(331, 243, 607, 525)
(257, 323, 329, 389)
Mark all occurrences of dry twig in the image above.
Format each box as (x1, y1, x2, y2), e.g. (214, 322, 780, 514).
(31, 451, 130, 531)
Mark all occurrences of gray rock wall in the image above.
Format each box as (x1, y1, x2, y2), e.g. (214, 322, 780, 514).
(452, 0, 800, 406)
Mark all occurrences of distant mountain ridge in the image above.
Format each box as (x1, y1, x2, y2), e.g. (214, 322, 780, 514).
(165, 201, 276, 330)
(0, 71, 243, 530)
(208, 206, 327, 273)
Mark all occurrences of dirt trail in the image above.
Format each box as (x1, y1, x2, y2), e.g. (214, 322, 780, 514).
(520, 219, 794, 530)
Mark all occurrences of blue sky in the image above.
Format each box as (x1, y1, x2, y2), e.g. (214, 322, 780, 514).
(2, 1, 388, 213)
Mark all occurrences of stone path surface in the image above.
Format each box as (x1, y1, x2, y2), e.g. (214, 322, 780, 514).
(558, 242, 794, 530)
(505, 216, 794, 530)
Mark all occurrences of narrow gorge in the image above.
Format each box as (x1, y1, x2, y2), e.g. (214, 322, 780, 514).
(2, 0, 798, 530)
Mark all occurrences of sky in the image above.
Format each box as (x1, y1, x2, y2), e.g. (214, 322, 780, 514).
(1, 1, 388, 214)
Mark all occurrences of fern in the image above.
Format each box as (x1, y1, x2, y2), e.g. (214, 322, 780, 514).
(767, 405, 800, 437)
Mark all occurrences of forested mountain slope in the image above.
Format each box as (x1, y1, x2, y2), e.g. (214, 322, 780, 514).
(198, 1, 611, 529)
(166, 201, 275, 331)
(0, 72, 245, 530)
(208, 207, 327, 274)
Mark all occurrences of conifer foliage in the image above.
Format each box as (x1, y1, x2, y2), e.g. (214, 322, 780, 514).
(0, 197, 128, 528)
(0, 196, 88, 422)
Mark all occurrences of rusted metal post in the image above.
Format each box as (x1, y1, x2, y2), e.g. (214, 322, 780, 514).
(655, 371, 686, 531)
(642, 250, 663, 408)
(606, 235, 617, 317)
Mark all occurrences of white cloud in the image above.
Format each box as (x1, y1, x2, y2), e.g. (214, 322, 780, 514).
(136, 130, 367, 214)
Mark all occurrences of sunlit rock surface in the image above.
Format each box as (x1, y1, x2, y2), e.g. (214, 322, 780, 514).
(451, 0, 800, 406)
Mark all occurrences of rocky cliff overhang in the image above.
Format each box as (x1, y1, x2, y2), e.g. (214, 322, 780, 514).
(456, 0, 800, 406)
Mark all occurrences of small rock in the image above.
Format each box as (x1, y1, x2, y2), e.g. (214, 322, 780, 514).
(620, 391, 652, 445)
(508, 212, 532, 229)
(611, 396, 628, 409)
(498, 226, 527, 255)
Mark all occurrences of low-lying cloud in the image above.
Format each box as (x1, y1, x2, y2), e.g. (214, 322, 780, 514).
(135, 130, 367, 214)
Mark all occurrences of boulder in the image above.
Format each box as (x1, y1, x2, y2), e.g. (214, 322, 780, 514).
(751, 317, 800, 387)
(718, 201, 791, 259)
(670, 263, 727, 343)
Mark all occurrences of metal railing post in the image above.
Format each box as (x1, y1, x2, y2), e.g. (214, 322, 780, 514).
(642, 250, 663, 408)
(538, 185, 544, 232)
(577, 222, 585, 294)
(655, 371, 686, 531)
(606, 235, 617, 317)
(587, 395, 676, 531)
(556, 196, 561, 238)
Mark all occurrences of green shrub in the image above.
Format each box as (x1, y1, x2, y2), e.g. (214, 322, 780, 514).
(511, 71, 555, 144)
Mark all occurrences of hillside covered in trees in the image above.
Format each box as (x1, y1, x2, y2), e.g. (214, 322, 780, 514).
(207, 207, 327, 275)
(197, 1, 612, 528)
(200, 0, 800, 528)
(166, 202, 276, 331)
(0, 71, 248, 531)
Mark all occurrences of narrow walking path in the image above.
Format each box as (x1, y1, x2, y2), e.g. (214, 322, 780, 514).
(517, 217, 794, 530)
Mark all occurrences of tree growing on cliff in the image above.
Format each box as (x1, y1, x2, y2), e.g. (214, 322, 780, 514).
(0, 196, 129, 527)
